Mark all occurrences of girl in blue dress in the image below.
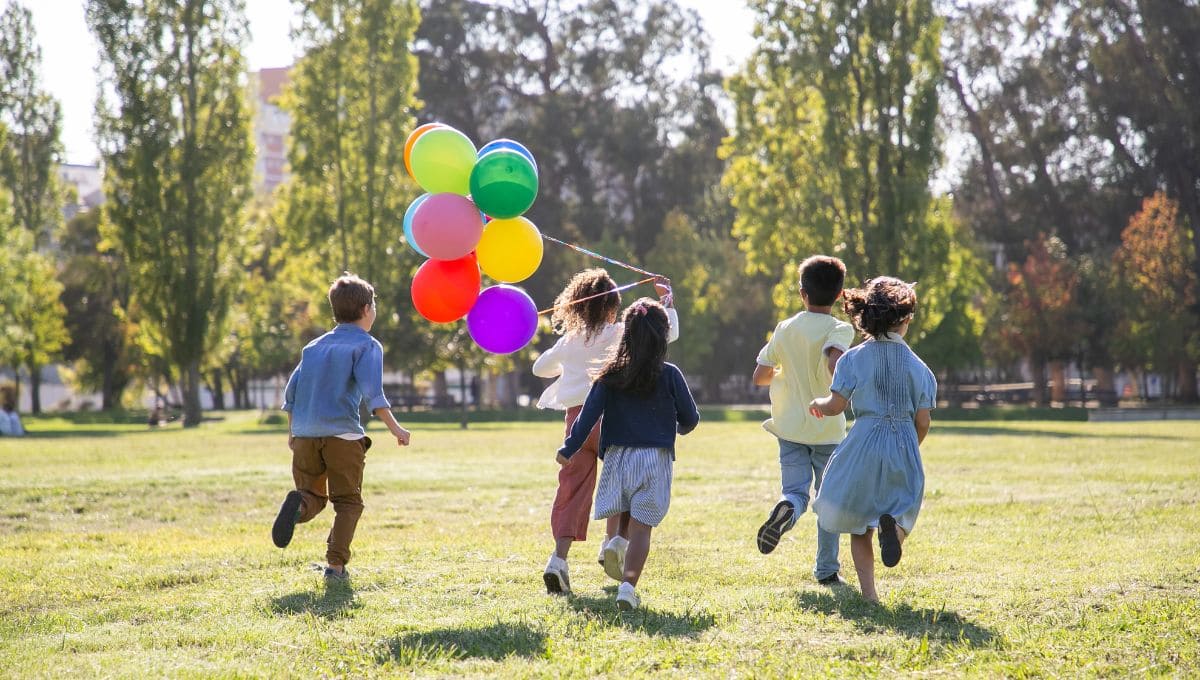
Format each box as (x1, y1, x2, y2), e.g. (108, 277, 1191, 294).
(809, 277, 936, 602)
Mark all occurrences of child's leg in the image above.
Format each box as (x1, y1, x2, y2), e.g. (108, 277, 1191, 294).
(550, 407, 601, 559)
(850, 530, 878, 602)
(622, 518, 653, 586)
(810, 444, 841, 580)
(290, 437, 329, 522)
(322, 437, 368, 569)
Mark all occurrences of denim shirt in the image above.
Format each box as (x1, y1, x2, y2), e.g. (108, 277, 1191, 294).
(282, 324, 392, 437)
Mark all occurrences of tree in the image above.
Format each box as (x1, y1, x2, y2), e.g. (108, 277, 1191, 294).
(723, 0, 984, 364)
(998, 235, 1083, 406)
(58, 208, 138, 410)
(89, 0, 254, 426)
(1113, 193, 1199, 401)
(0, 2, 69, 413)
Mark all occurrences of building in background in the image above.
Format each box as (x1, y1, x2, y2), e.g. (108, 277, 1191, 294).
(251, 66, 291, 194)
(58, 163, 104, 219)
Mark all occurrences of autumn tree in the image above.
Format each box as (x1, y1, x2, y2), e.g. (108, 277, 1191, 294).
(1113, 193, 1199, 401)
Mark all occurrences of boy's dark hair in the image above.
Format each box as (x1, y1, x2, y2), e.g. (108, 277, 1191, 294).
(798, 256, 847, 306)
(328, 273, 375, 323)
(597, 298, 669, 397)
(842, 276, 917, 339)
(551, 268, 621, 342)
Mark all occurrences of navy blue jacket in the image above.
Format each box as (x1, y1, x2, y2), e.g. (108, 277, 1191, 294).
(559, 362, 699, 459)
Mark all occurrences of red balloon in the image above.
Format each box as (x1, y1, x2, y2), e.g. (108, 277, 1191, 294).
(410, 253, 480, 323)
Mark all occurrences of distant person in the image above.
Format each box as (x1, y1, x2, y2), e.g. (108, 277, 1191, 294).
(751, 255, 854, 585)
(271, 273, 411, 582)
(557, 298, 698, 610)
(0, 398, 24, 436)
(810, 277, 936, 602)
(533, 268, 678, 595)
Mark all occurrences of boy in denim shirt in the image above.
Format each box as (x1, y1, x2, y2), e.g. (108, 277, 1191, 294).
(272, 273, 411, 581)
(751, 256, 854, 584)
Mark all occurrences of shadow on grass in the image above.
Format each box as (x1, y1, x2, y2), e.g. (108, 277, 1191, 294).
(932, 425, 1186, 440)
(567, 589, 716, 638)
(796, 589, 995, 647)
(374, 622, 546, 664)
(270, 583, 361, 619)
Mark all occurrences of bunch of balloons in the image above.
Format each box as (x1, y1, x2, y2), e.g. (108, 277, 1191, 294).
(403, 123, 543, 354)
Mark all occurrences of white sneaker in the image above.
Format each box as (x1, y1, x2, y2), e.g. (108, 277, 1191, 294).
(597, 538, 608, 567)
(616, 581, 640, 610)
(602, 536, 628, 582)
(543, 554, 570, 595)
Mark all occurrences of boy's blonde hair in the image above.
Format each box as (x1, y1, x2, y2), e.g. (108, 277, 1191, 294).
(328, 273, 375, 323)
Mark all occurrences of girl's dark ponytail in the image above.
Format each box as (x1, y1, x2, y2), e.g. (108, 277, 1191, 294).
(842, 277, 917, 339)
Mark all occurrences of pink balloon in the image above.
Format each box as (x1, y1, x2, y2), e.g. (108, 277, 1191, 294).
(411, 193, 485, 260)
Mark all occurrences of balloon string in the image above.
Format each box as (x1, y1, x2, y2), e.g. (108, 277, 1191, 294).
(540, 234, 661, 278)
(538, 277, 656, 316)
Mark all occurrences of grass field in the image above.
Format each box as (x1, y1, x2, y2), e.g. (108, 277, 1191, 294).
(2, 412, 1198, 677)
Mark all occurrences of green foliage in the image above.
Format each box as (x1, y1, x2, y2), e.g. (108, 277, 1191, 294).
(724, 0, 983, 373)
(58, 208, 138, 410)
(89, 0, 255, 425)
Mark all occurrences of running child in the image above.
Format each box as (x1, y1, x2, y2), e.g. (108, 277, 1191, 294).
(752, 255, 854, 585)
(557, 298, 699, 609)
(809, 277, 936, 602)
(533, 269, 677, 594)
(271, 273, 411, 581)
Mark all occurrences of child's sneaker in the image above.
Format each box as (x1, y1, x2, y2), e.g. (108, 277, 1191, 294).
(597, 538, 608, 567)
(878, 513, 902, 567)
(323, 566, 350, 582)
(756, 500, 795, 554)
(543, 554, 571, 595)
(616, 581, 640, 610)
(602, 536, 628, 582)
(272, 490, 303, 548)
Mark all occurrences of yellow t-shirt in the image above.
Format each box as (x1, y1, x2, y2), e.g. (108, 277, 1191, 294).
(756, 311, 855, 445)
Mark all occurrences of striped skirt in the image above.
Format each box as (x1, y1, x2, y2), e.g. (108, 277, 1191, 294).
(594, 446, 674, 527)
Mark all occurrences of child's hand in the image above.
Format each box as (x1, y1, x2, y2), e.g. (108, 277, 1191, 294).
(394, 427, 411, 446)
(808, 399, 825, 419)
(653, 276, 673, 307)
(555, 453, 570, 466)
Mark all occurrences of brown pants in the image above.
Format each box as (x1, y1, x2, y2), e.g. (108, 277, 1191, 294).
(550, 406, 602, 541)
(290, 436, 371, 567)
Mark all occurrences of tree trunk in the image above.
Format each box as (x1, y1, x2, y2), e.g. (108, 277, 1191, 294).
(458, 359, 468, 430)
(1049, 360, 1067, 404)
(182, 361, 203, 427)
(1031, 356, 1049, 407)
(102, 358, 118, 411)
(1178, 361, 1199, 403)
(29, 363, 42, 414)
(1092, 365, 1117, 407)
(433, 371, 449, 407)
(209, 370, 226, 410)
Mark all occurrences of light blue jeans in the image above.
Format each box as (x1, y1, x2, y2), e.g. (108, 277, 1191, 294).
(778, 438, 840, 580)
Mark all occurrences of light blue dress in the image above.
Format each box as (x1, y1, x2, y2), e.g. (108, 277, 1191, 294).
(813, 333, 937, 535)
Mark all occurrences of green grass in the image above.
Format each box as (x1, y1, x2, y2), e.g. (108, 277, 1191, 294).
(2, 413, 1198, 677)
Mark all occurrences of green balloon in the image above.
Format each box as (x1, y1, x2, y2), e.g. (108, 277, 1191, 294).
(469, 149, 539, 219)
(410, 127, 477, 195)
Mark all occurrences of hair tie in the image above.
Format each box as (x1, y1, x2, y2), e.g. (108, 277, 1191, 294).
(631, 304, 648, 316)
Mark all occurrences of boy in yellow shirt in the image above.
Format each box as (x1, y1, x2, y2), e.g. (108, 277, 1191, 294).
(752, 256, 854, 584)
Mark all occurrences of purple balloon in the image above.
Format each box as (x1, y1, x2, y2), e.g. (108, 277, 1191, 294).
(467, 285, 538, 354)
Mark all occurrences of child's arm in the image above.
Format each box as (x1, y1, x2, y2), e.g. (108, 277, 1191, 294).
(557, 381, 606, 464)
(532, 337, 566, 378)
(672, 367, 700, 435)
(374, 407, 412, 446)
(809, 391, 849, 418)
(914, 408, 931, 444)
(655, 277, 682, 344)
(825, 347, 844, 375)
(752, 363, 775, 386)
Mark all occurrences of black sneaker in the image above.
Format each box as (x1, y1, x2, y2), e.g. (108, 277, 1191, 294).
(272, 490, 303, 548)
(878, 514, 902, 567)
(323, 566, 350, 582)
(756, 500, 796, 554)
(817, 573, 847, 586)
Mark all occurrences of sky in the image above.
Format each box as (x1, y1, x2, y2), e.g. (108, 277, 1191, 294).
(26, 0, 757, 166)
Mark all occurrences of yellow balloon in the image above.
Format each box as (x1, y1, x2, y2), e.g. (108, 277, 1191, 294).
(476, 217, 543, 283)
